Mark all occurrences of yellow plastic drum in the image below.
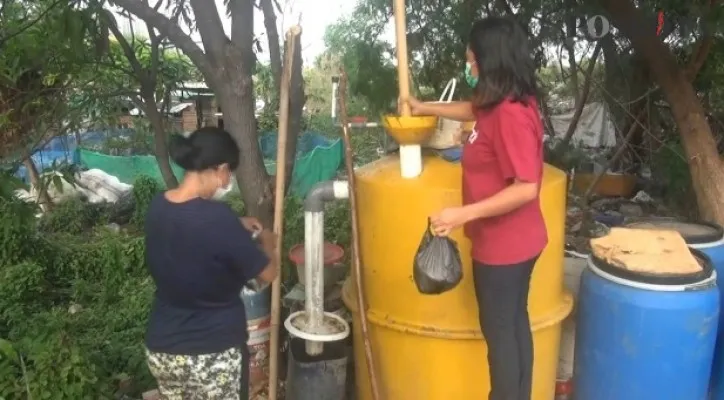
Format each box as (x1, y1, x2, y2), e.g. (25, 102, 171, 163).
(342, 155, 573, 400)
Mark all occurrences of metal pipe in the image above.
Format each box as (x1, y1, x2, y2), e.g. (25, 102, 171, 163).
(303, 180, 349, 355)
(336, 122, 380, 129)
(331, 76, 340, 120)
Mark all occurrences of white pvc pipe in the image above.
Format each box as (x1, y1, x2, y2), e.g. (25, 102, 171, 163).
(332, 180, 350, 199)
(331, 82, 339, 119)
(399, 144, 422, 178)
(302, 180, 350, 356)
(304, 211, 325, 355)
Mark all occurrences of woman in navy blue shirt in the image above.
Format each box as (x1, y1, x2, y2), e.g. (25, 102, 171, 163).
(144, 126, 278, 399)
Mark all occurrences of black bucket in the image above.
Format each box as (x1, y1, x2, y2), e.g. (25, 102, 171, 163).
(286, 337, 348, 400)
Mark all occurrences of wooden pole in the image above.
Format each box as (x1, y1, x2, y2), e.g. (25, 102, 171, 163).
(393, 0, 411, 116)
(268, 25, 301, 400)
(338, 69, 383, 400)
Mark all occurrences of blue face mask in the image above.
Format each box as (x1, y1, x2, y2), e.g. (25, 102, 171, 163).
(465, 62, 479, 88)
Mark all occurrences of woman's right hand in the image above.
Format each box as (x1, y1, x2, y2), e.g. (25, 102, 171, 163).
(255, 230, 280, 283)
(400, 96, 426, 116)
(259, 230, 277, 253)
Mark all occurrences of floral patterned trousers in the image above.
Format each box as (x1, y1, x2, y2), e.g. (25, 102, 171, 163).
(146, 346, 250, 400)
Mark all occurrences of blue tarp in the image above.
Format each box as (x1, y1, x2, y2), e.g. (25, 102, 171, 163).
(14, 135, 79, 183)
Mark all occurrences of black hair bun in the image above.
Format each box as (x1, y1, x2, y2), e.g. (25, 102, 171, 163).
(168, 134, 199, 170)
(167, 127, 240, 172)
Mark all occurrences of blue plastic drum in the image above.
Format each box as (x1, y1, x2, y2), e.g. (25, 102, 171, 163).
(627, 219, 724, 398)
(574, 250, 719, 400)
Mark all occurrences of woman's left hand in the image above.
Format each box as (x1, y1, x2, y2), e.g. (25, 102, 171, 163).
(430, 207, 469, 236)
(240, 216, 263, 232)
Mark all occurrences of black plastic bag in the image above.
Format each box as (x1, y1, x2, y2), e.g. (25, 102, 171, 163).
(413, 219, 463, 294)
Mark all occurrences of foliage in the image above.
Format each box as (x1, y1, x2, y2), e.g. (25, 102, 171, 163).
(0, 0, 108, 159)
(95, 122, 156, 156)
(0, 188, 152, 398)
(38, 197, 110, 235)
(132, 175, 163, 226)
(257, 106, 279, 134)
(0, 196, 38, 268)
(77, 28, 198, 129)
(650, 139, 695, 216)
(0, 172, 359, 397)
(254, 63, 276, 108)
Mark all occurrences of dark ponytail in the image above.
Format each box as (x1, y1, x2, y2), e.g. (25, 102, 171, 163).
(168, 127, 240, 172)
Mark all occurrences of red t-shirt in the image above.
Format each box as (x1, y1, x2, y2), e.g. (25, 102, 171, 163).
(461, 98, 548, 265)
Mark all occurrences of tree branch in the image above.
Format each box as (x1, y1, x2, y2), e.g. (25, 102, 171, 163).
(685, 35, 714, 80)
(189, 0, 228, 60)
(227, 0, 256, 70)
(147, 23, 162, 91)
(260, 0, 282, 98)
(105, 12, 144, 77)
(110, 0, 214, 79)
(0, 0, 65, 49)
(684, 0, 718, 80)
(555, 42, 603, 154)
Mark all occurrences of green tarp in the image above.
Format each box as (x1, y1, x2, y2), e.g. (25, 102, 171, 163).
(78, 132, 344, 198)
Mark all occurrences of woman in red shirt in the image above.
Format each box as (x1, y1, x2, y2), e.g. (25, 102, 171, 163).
(404, 16, 546, 400)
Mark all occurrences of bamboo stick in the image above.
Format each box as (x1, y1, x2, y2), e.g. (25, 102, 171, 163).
(268, 25, 301, 400)
(393, 0, 411, 116)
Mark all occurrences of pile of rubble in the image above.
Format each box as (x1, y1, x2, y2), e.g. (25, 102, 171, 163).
(565, 190, 677, 255)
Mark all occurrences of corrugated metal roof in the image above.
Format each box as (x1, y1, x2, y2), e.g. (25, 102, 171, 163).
(179, 81, 210, 90)
(168, 102, 193, 114)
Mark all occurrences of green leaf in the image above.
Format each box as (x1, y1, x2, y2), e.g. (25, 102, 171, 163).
(52, 175, 64, 194)
(0, 339, 18, 362)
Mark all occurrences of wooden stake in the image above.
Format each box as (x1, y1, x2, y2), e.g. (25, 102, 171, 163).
(268, 25, 301, 400)
(393, 0, 411, 116)
(338, 69, 383, 400)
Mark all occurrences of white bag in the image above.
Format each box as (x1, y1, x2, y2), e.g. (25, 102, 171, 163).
(424, 78, 463, 150)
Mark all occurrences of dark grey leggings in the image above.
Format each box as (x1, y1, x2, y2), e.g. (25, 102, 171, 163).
(240, 345, 250, 399)
(473, 256, 537, 400)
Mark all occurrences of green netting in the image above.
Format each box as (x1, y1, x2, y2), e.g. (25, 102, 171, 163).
(77, 132, 343, 198)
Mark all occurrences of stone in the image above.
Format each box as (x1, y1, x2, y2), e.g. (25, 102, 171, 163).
(590, 197, 620, 211)
(68, 303, 83, 314)
(105, 223, 121, 233)
(619, 202, 644, 217)
(569, 221, 582, 233)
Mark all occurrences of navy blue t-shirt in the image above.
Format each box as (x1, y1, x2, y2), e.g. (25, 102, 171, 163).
(143, 194, 268, 355)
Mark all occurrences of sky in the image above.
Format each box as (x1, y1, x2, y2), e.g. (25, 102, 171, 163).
(116, 0, 380, 65)
(198, 0, 360, 64)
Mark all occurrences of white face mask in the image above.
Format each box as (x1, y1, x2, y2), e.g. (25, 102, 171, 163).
(212, 181, 233, 200)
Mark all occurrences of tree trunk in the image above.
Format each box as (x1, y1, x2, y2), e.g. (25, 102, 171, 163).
(283, 29, 304, 194)
(600, 34, 629, 133)
(564, 2, 579, 104)
(554, 43, 602, 156)
(141, 92, 179, 188)
(109, 0, 300, 227)
(23, 157, 53, 210)
(601, 0, 724, 223)
(218, 80, 275, 226)
(622, 57, 650, 172)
